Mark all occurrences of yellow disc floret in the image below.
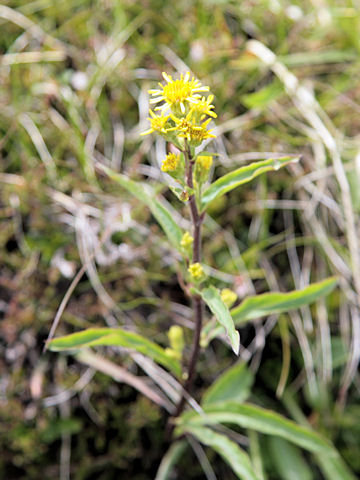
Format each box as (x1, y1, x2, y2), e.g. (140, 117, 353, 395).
(161, 153, 180, 172)
(149, 72, 209, 115)
(188, 262, 205, 281)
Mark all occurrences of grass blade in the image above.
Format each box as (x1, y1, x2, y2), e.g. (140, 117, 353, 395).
(96, 163, 183, 250)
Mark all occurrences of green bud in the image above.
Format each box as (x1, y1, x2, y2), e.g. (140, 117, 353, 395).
(220, 288, 237, 308)
(168, 325, 185, 354)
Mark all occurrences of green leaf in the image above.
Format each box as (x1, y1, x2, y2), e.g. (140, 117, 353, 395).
(241, 81, 283, 109)
(202, 277, 338, 345)
(316, 454, 357, 480)
(202, 362, 253, 406)
(231, 277, 337, 325)
(48, 328, 181, 377)
(97, 163, 183, 250)
(199, 286, 240, 354)
(267, 437, 314, 480)
(179, 401, 334, 455)
(200, 156, 299, 211)
(181, 425, 260, 480)
(155, 440, 187, 480)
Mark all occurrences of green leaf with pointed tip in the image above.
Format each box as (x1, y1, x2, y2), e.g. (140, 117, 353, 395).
(179, 401, 334, 455)
(97, 163, 183, 250)
(231, 277, 337, 325)
(202, 362, 253, 406)
(200, 156, 299, 211)
(202, 277, 337, 345)
(199, 286, 240, 355)
(181, 425, 260, 480)
(48, 328, 181, 377)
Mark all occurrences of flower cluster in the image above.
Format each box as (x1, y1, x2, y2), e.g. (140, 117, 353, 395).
(188, 262, 205, 281)
(142, 71, 216, 148)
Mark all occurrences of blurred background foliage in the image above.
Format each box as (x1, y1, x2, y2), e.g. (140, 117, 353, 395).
(1, 0, 360, 478)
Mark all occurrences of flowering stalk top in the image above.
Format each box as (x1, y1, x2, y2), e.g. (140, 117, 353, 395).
(142, 71, 216, 149)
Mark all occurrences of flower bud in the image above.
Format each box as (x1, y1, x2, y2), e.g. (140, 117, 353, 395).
(220, 288, 237, 308)
(188, 262, 205, 282)
(195, 155, 213, 183)
(168, 325, 185, 354)
(180, 231, 194, 250)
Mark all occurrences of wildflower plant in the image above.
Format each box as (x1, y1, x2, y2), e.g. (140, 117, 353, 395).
(47, 72, 350, 479)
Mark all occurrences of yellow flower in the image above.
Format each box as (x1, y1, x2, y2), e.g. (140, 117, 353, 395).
(149, 71, 209, 115)
(169, 113, 216, 146)
(190, 95, 217, 121)
(180, 231, 194, 249)
(188, 262, 205, 281)
(220, 288, 237, 308)
(197, 155, 213, 171)
(161, 153, 180, 172)
(141, 109, 170, 136)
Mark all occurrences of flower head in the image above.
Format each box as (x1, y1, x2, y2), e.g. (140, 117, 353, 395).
(190, 95, 217, 121)
(149, 72, 209, 115)
(169, 112, 216, 147)
(161, 153, 180, 172)
(188, 262, 205, 281)
(141, 109, 171, 136)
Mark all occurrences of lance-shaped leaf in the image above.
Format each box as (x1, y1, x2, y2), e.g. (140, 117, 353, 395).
(202, 362, 253, 406)
(200, 156, 299, 211)
(231, 277, 337, 325)
(202, 277, 337, 345)
(179, 401, 334, 455)
(180, 425, 261, 480)
(198, 286, 240, 354)
(48, 328, 181, 377)
(96, 163, 183, 250)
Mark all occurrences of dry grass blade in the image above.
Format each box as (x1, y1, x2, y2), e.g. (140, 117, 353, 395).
(76, 350, 173, 412)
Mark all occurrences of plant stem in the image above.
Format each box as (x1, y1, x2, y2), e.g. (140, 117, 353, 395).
(172, 145, 204, 421)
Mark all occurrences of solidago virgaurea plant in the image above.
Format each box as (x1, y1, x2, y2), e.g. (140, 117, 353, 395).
(47, 72, 354, 479)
